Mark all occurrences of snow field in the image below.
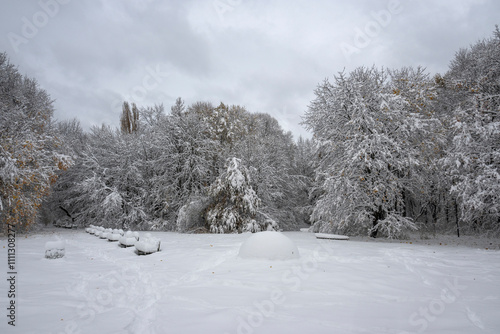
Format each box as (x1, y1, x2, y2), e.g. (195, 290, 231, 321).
(1, 229, 499, 334)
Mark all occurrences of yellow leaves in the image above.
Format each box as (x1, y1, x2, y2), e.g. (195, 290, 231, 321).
(393, 89, 400, 95)
(22, 141, 33, 150)
(49, 174, 58, 185)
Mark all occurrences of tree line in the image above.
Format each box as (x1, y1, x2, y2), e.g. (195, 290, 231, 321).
(1, 27, 499, 237)
(304, 27, 500, 238)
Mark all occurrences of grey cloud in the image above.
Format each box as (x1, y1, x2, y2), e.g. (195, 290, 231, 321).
(1, 0, 498, 138)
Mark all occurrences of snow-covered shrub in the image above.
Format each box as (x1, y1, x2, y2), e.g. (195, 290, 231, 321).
(373, 216, 417, 239)
(243, 217, 278, 232)
(135, 233, 161, 255)
(107, 231, 121, 242)
(118, 231, 139, 247)
(45, 240, 65, 259)
(176, 196, 212, 233)
(99, 229, 111, 239)
(206, 158, 261, 233)
(93, 226, 103, 236)
(239, 231, 299, 260)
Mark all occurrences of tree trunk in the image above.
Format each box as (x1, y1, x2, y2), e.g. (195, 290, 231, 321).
(370, 206, 385, 238)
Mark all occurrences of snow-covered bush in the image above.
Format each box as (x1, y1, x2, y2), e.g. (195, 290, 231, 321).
(135, 233, 161, 255)
(243, 217, 278, 233)
(93, 226, 103, 236)
(45, 240, 65, 259)
(206, 158, 261, 233)
(176, 196, 212, 233)
(99, 229, 111, 239)
(107, 231, 121, 242)
(239, 231, 300, 260)
(118, 231, 139, 247)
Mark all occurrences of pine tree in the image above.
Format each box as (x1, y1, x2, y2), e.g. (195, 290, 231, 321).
(206, 158, 261, 233)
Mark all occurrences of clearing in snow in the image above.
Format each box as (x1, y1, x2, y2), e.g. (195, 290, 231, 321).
(1, 229, 499, 334)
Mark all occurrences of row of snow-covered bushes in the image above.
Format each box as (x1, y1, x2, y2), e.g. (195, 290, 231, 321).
(86, 225, 160, 254)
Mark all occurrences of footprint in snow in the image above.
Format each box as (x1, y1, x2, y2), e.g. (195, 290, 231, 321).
(466, 307, 485, 329)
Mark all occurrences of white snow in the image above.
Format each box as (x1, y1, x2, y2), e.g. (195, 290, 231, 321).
(239, 231, 300, 260)
(1, 229, 499, 334)
(118, 231, 140, 247)
(135, 233, 161, 254)
(107, 233, 121, 242)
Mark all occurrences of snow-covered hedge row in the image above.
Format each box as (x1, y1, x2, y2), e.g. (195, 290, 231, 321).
(86, 225, 160, 255)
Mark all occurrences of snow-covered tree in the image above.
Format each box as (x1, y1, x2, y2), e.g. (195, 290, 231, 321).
(303, 67, 440, 238)
(443, 27, 500, 235)
(236, 113, 306, 230)
(120, 101, 140, 134)
(206, 157, 265, 233)
(0, 53, 72, 230)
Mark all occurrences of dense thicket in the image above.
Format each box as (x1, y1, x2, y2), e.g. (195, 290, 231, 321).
(43, 99, 311, 232)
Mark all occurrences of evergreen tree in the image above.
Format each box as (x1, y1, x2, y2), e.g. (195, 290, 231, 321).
(206, 157, 263, 233)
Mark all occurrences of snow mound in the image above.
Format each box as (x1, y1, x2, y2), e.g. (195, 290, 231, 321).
(239, 231, 300, 260)
(135, 233, 161, 255)
(107, 233, 121, 242)
(118, 231, 139, 247)
(45, 240, 65, 259)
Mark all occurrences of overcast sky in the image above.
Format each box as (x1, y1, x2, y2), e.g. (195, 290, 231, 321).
(1, 0, 499, 139)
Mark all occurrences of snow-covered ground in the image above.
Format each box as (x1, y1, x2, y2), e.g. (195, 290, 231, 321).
(1, 229, 499, 334)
